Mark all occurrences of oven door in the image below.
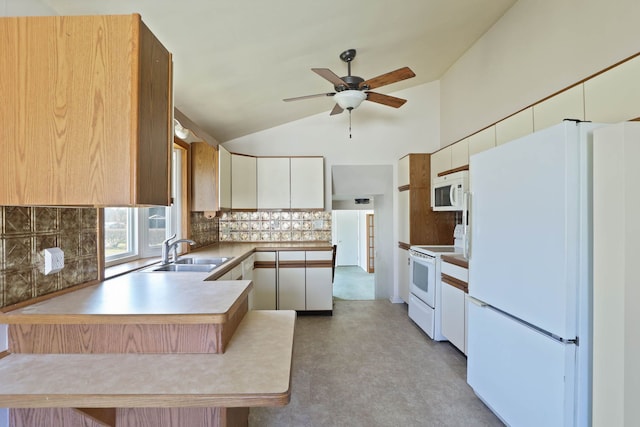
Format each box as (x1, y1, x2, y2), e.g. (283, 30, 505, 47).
(409, 251, 436, 308)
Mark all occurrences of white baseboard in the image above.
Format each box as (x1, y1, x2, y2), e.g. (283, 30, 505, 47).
(389, 296, 405, 304)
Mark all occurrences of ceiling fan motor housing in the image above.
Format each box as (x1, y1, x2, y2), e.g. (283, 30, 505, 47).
(336, 75, 367, 91)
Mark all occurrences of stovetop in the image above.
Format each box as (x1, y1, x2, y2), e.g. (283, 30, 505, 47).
(410, 245, 462, 257)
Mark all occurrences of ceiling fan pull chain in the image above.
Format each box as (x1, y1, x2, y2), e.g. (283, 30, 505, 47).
(349, 109, 352, 139)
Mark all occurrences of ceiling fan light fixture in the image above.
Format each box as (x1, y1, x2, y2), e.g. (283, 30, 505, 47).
(334, 90, 366, 110)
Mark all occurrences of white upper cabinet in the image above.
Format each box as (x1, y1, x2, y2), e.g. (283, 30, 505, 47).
(534, 84, 585, 131)
(398, 155, 410, 188)
(584, 55, 640, 123)
(290, 157, 324, 209)
(496, 107, 534, 145)
(468, 126, 496, 157)
(257, 157, 290, 209)
(450, 139, 469, 169)
(218, 145, 232, 210)
(231, 154, 257, 210)
(430, 146, 452, 182)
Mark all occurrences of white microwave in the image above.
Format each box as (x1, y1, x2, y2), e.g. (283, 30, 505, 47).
(432, 170, 468, 211)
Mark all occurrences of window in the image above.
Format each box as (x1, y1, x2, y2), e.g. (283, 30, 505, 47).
(104, 146, 184, 266)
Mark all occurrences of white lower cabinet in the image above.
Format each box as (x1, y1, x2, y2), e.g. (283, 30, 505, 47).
(253, 251, 277, 310)
(242, 254, 255, 309)
(440, 260, 468, 354)
(305, 250, 333, 311)
(278, 251, 306, 310)
(251, 249, 333, 312)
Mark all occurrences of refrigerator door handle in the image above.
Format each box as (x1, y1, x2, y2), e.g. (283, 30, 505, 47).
(466, 295, 486, 307)
(463, 192, 471, 259)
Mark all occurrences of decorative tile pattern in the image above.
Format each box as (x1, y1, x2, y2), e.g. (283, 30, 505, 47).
(1, 206, 99, 309)
(218, 210, 331, 242)
(189, 212, 220, 249)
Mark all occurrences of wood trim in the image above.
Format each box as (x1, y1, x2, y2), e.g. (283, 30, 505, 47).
(0, 350, 10, 360)
(305, 260, 333, 268)
(398, 241, 410, 250)
(441, 273, 468, 293)
(254, 261, 276, 269)
(437, 164, 469, 177)
(97, 208, 105, 281)
(441, 255, 468, 268)
(279, 260, 306, 268)
(398, 184, 410, 192)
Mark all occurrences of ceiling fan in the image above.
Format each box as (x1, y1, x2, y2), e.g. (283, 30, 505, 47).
(283, 49, 416, 116)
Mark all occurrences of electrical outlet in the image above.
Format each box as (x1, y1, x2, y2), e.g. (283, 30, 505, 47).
(44, 247, 64, 275)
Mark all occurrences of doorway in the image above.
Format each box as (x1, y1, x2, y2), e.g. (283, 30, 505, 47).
(332, 210, 374, 300)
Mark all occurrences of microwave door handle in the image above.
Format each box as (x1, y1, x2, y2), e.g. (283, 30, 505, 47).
(449, 184, 457, 206)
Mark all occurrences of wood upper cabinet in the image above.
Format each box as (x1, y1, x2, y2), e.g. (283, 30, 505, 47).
(190, 142, 218, 212)
(0, 14, 172, 206)
(231, 154, 257, 210)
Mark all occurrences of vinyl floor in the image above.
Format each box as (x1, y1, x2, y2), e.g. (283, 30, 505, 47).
(332, 266, 375, 300)
(248, 300, 503, 427)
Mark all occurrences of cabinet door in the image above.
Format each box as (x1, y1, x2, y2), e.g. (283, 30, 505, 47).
(397, 155, 410, 187)
(468, 126, 496, 157)
(231, 154, 257, 210)
(430, 146, 452, 182)
(191, 142, 217, 212)
(253, 252, 276, 310)
(398, 190, 410, 244)
(218, 145, 232, 210)
(441, 281, 466, 353)
(305, 250, 333, 311)
(278, 251, 306, 310)
(450, 139, 469, 169)
(0, 15, 172, 206)
(585, 55, 640, 123)
(290, 157, 324, 209)
(534, 84, 585, 131)
(496, 107, 534, 146)
(397, 247, 410, 303)
(257, 157, 290, 209)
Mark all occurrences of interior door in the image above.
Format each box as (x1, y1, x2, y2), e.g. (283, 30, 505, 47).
(333, 210, 359, 266)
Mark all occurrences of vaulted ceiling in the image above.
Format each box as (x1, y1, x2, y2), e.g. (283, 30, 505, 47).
(42, 0, 516, 142)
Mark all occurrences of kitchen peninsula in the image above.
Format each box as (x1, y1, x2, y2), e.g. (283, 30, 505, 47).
(0, 268, 295, 427)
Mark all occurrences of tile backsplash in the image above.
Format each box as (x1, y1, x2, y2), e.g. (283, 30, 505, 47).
(190, 212, 220, 249)
(0, 207, 98, 309)
(219, 211, 331, 242)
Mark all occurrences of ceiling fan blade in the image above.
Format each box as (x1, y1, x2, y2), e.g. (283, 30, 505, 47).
(360, 67, 416, 90)
(330, 104, 344, 115)
(283, 92, 335, 102)
(312, 68, 349, 88)
(365, 92, 407, 108)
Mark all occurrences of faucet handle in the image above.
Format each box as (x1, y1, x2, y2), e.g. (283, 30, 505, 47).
(162, 233, 177, 245)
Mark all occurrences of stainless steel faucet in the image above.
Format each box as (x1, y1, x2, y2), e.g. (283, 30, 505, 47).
(161, 234, 196, 264)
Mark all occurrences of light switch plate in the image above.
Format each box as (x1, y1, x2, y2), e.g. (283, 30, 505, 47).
(44, 247, 64, 275)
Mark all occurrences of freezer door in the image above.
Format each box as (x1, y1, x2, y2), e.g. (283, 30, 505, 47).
(468, 121, 599, 338)
(467, 302, 577, 427)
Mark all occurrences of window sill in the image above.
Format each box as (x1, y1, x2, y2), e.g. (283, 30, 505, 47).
(104, 257, 161, 280)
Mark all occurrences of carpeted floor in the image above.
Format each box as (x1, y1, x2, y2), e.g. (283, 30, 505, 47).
(249, 300, 503, 427)
(332, 266, 375, 300)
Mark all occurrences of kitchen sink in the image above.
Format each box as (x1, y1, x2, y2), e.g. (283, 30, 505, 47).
(174, 257, 233, 265)
(141, 256, 233, 273)
(146, 264, 217, 273)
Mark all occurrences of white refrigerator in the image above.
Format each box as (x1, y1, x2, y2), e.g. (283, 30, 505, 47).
(466, 121, 600, 427)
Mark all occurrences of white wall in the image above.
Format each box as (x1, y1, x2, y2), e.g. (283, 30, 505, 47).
(1, 0, 57, 15)
(440, 0, 640, 146)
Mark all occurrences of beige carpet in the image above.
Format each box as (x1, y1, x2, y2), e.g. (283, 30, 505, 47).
(249, 300, 503, 426)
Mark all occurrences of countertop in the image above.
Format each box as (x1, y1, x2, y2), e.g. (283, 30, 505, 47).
(0, 275, 252, 324)
(441, 254, 468, 269)
(0, 310, 295, 408)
